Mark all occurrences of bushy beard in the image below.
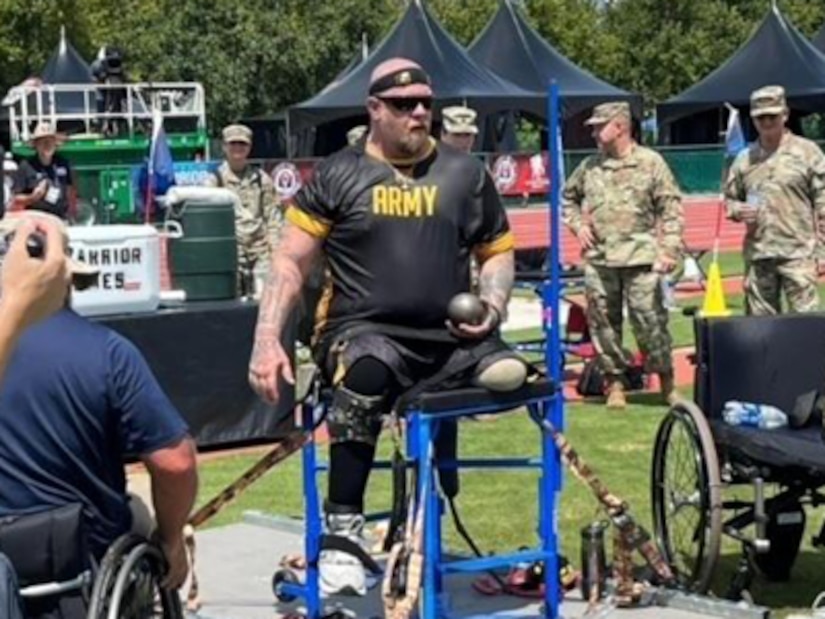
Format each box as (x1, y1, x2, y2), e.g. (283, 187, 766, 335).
(395, 128, 428, 157)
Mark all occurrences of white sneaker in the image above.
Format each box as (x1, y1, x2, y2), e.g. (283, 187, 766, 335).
(319, 512, 368, 597)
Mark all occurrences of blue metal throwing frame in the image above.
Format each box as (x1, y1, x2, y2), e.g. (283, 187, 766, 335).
(275, 83, 567, 619)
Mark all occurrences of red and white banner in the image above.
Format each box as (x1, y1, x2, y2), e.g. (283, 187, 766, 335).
(489, 152, 551, 197)
(263, 159, 320, 201)
(261, 152, 556, 201)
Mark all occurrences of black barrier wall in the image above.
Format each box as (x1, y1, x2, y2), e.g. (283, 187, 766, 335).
(96, 300, 297, 450)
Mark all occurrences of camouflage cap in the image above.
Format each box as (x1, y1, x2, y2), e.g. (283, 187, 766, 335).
(222, 123, 252, 144)
(347, 125, 368, 146)
(750, 85, 787, 117)
(584, 101, 631, 126)
(442, 105, 478, 135)
(0, 212, 99, 291)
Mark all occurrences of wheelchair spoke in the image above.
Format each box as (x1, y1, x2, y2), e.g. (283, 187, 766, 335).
(88, 534, 183, 619)
(664, 419, 705, 578)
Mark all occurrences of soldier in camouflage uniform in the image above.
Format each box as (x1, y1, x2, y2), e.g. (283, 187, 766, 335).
(204, 124, 282, 298)
(563, 102, 684, 409)
(725, 85, 825, 316)
(347, 125, 368, 146)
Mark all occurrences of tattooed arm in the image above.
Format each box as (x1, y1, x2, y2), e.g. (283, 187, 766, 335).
(249, 223, 323, 403)
(478, 250, 515, 321)
(449, 249, 515, 339)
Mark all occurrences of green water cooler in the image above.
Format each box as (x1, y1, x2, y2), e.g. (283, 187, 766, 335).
(168, 195, 237, 301)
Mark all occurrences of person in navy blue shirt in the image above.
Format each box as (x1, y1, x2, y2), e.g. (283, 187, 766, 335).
(0, 214, 198, 602)
(11, 123, 77, 220)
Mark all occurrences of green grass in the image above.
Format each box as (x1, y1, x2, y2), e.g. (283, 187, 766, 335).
(699, 250, 745, 278)
(507, 251, 747, 352)
(507, 278, 825, 356)
(503, 293, 748, 353)
(193, 251, 825, 616)
(196, 397, 825, 617)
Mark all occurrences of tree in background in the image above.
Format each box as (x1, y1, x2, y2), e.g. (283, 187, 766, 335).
(0, 0, 91, 86)
(602, 0, 825, 105)
(1, 0, 825, 133)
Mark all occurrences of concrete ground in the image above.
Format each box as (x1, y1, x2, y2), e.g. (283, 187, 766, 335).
(184, 515, 750, 619)
(152, 287, 768, 619)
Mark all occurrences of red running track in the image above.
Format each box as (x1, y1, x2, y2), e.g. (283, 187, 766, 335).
(508, 196, 744, 264)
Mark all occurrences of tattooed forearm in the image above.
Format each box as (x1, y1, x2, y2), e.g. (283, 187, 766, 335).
(478, 251, 515, 319)
(254, 257, 303, 340)
(254, 224, 322, 342)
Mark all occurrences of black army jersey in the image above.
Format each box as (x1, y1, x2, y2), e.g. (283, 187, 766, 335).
(287, 138, 513, 337)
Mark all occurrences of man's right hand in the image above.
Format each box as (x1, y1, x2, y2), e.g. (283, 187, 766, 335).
(1, 218, 70, 329)
(159, 533, 189, 590)
(248, 335, 294, 404)
(577, 224, 596, 250)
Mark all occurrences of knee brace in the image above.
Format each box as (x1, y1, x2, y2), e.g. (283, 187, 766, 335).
(327, 385, 387, 446)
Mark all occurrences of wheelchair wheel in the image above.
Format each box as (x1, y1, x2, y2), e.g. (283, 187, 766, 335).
(87, 533, 183, 619)
(651, 400, 722, 593)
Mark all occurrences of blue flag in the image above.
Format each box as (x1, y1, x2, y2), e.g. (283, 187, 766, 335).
(141, 109, 175, 221)
(724, 106, 746, 158)
(148, 110, 176, 195)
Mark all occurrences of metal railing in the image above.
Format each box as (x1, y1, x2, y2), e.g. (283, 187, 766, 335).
(4, 82, 207, 141)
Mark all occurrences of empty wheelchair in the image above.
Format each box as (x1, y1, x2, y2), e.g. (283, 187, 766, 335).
(651, 313, 825, 598)
(0, 503, 183, 618)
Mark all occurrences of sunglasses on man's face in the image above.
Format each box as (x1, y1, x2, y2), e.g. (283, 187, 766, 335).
(376, 96, 433, 113)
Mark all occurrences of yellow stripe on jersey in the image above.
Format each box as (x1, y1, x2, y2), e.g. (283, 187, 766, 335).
(285, 206, 331, 239)
(474, 231, 515, 261)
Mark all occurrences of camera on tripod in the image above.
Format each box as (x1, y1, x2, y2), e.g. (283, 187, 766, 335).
(91, 47, 127, 135)
(92, 47, 125, 84)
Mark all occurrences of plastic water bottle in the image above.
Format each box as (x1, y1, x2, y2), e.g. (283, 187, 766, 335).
(723, 400, 788, 429)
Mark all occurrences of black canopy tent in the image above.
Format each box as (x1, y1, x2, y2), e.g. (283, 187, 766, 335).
(468, 0, 641, 117)
(288, 0, 543, 156)
(324, 34, 370, 93)
(658, 5, 825, 144)
(812, 22, 825, 139)
(40, 28, 95, 117)
(814, 21, 825, 53)
(469, 0, 642, 149)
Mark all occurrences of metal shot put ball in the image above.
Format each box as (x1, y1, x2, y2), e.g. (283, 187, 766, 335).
(448, 293, 486, 325)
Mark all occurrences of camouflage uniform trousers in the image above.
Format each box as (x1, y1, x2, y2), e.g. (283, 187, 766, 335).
(584, 264, 673, 378)
(743, 257, 819, 316)
(237, 237, 270, 297)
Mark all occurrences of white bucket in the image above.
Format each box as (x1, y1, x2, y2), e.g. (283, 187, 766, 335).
(68, 225, 161, 317)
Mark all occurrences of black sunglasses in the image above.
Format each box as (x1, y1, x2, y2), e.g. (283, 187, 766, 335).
(376, 96, 433, 112)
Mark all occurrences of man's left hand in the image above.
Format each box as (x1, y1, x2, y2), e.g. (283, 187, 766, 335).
(653, 255, 677, 274)
(446, 304, 500, 340)
(159, 533, 189, 590)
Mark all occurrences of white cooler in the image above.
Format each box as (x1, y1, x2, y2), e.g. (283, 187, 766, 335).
(68, 225, 161, 317)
